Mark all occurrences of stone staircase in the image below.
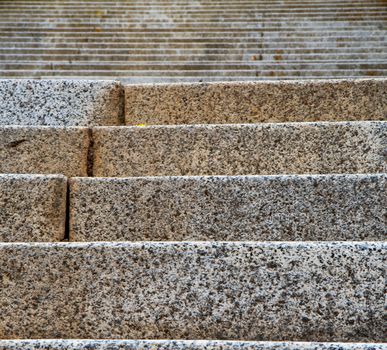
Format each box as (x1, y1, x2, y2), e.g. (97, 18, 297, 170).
(0, 78, 385, 349)
(0, 0, 386, 82)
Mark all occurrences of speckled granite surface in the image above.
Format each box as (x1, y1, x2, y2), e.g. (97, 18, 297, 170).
(0, 242, 384, 341)
(0, 126, 89, 177)
(125, 79, 387, 125)
(0, 174, 66, 242)
(0, 340, 385, 350)
(0, 79, 123, 126)
(70, 174, 386, 242)
(93, 121, 386, 177)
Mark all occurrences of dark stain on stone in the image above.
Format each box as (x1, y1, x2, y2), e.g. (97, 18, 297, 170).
(7, 139, 28, 148)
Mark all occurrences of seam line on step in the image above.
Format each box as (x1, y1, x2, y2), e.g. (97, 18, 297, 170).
(119, 82, 125, 125)
(64, 179, 70, 241)
(87, 127, 94, 177)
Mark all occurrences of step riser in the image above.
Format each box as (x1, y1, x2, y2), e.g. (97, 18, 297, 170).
(0, 242, 384, 341)
(1, 64, 386, 71)
(0, 127, 89, 177)
(93, 122, 386, 177)
(2, 48, 385, 55)
(1, 30, 384, 36)
(2, 42, 384, 48)
(0, 174, 66, 242)
(0, 79, 123, 126)
(1, 43, 385, 50)
(2, 55, 386, 62)
(69, 174, 386, 242)
(1, 37, 386, 44)
(1, 70, 385, 78)
(125, 79, 387, 125)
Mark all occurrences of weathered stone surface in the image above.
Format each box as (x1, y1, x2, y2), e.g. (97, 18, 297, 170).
(70, 174, 386, 242)
(0, 340, 385, 350)
(0, 79, 123, 126)
(0, 126, 89, 177)
(0, 242, 384, 341)
(93, 121, 386, 177)
(125, 79, 387, 125)
(0, 174, 66, 242)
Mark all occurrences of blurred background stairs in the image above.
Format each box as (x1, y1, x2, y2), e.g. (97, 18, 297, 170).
(0, 0, 386, 82)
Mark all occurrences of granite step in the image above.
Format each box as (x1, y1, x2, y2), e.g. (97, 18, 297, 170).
(0, 241, 384, 341)
(2, 47, 384, 55)
(92, 121, 386, 177)
(69, 173, 386, 242)
(2, 30, 384, 37)
(1, 19, 384, 25)
(0, 126, 88, 177)
(0, 174, 67, 242)
(1, 15, 385, 21)
(125, 79, 387, 125)
(1, 37, 385, 44)
(0, 79, 123, 126)
(3, 75, 379, 83)
(2, 63, 386, 72)
(2, 70, 385, 80)
(0, 340, 385, 350)
(3, 41, 384, 48)
(2, 54, 385, 62)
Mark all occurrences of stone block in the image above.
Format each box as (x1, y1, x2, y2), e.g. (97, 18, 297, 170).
(0, 242, 384, 341)
(0, 174, 66, 242)
(93, 122, 386, 177)
(0, 126, 89, 177)
(70, 174, 386, 241)
(0, 79, 123, 126)
(125, 79, 387, 125)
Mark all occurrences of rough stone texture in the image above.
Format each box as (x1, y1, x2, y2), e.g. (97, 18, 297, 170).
(0, 242, 384, 341)
(93, 121, 386, 177)
(0, 79, 123, 126)
(70, 174, 386, 242)
(0, 126, 89, 177)
(125, 79, 387, 125)
(0, 174, 66, 242)
(0, 340, 385, 350)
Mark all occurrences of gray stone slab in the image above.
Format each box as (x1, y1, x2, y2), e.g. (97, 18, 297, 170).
(0, 126, 89, 177)
(125, 79, 387, 125)
(0, 174, 66, 242)
(92, 121, 386, 177)
(0, 79, 123, 126)
(0, 340, 385, 350)
(0, 242, 384, 341)
(70, 174, 386, 242)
